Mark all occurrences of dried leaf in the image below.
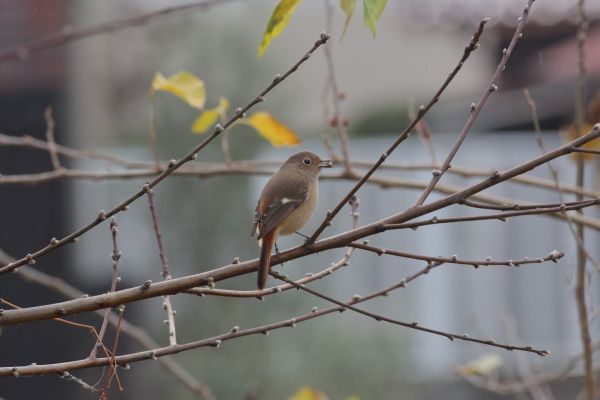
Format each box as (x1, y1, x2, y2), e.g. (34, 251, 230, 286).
(363, 0, 388, 36)
(456, 353, 502, 377)
(151, 71, 206, 110)
(562, 122, 599, 161)
(340, 0, 357, 38)
(242, 112, 301, 147)
(192, 97, 230, 134)
(288, 387, 329, 400)
(258, 0, 303, 57)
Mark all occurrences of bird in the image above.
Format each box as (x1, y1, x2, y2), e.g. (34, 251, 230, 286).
(251, 151, 331, 289)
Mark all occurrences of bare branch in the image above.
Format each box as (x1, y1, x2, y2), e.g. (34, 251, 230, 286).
(0, 32, 330, 275)
(415, 0, 534, 206)
(0, 249, 214, 399)
(44, 106, 61, 170)
(271, 270, 549, 356)
(147, 190, 178, 346)
(307, 18, 491, 243)
(2, 126, 600, 326)
(0, 0, 242, 64)
(89, 217, 122, 359)
(348, 241, 564, 268)
(0, 261, 442, 377)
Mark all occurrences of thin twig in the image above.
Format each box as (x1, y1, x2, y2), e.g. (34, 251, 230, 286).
(147, 189, 177, 346)
(89, 218, 122, 359)
(307, 18, 491, 244)
(271, 270, 549, 356)
(459, 341, 600, 396)
(385, 198, 600, 231)
(574, 0, 595, 398)
(148, 96, 161, 166)
(0, 32, 330, 275)
(348, 241, 563, 268)
(415, 0, 534, 206)
(44, 106, 61, 170)
(323, 0, 352, 173)
(0, 0, 242, 64)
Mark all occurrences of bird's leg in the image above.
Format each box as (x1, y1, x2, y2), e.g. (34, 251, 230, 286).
(274, 242, 285, 269)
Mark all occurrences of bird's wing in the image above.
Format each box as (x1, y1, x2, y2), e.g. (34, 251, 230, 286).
(252, 179, 308, 240)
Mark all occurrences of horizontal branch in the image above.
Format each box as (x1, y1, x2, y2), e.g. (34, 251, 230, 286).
(348, 242, 564, 268)
(0, 250, 212, 397)
(1, 134, 598, 200)
(1, 125, 598, 326)
(0, 262, 434, 377)
(385, 198, 600, 230)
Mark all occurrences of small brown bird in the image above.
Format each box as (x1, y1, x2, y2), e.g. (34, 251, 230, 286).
(251, 151, 331, 289)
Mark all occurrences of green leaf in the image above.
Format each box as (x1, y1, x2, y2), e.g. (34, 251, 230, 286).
(340, 0, 357, 39)
(363, 0, 388, 36)
(258, 0, 303, 57)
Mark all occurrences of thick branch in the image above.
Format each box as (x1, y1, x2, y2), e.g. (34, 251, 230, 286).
(1, 126, 599, 326)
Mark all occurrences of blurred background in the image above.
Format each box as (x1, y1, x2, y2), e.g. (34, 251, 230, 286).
(0, 0, 599, 399)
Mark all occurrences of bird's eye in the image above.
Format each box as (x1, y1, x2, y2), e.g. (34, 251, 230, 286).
(303, 158, 312, 165)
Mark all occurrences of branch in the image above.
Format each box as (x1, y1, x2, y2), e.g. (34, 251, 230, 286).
(44, 107, 61, 170)
(0, 0, 241, 64)
(323, 0, 352, 172)
(348, 241, 564, 268)
(306, 17, 491, 243)
(384, 198, 600, 230)
(186, 196, 360, 299)
(0, 32, 330, 275)
(2, 125, 600, 326)
(89, 217, 122, 359)
(147, 190, 178, 346)
(574, 0, 595, 398)
(415, 0, 534, 206)
(3, 134, 600, 202)
(0, 250, 214, 399)
(271, 271, 549, 356)
(0, 260, 441, 377)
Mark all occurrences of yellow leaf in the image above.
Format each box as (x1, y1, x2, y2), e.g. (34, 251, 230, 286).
(191, 110, 219, 134)
(191, 97, 231, 134)
(258, 0, 303, 57)
(151, 71, 206, 110)
(288, 387, 329, 400)
(340, 0, 357, 38)
(562, 122, 599, 161)
(456, 353, 502, 377)
(242, 112, 300, 147)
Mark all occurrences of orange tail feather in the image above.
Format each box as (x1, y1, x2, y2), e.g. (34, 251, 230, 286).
(258, 230, 277, 289)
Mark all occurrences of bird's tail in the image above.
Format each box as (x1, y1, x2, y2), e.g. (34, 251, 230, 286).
(258, 230, 277, 289)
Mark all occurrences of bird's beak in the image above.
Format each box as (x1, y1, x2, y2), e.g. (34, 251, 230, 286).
(319, 160, 333, 168)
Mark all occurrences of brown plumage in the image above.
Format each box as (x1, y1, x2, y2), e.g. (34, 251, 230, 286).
(251, 151, 331, 289)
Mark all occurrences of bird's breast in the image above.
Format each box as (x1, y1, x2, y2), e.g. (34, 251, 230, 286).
(278, 180, 318, 235)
